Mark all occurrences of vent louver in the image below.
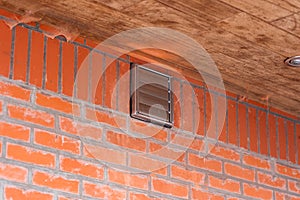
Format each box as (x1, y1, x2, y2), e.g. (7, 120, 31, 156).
(130, 64, 173, 128)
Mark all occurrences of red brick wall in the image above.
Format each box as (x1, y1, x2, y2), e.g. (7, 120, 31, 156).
(0, 10, 299, 200)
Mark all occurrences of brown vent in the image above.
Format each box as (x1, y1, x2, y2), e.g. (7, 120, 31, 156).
(130, 64, 173, 128)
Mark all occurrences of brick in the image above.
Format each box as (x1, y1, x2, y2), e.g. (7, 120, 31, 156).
(224, 163, 255, 181)
(129, 119, 168, 142)
(170, 133, 203, 151)
(34, 129, 80, 154)
(275, 192, 300, 200)
(152, 177, 188, 198)
(83, 144, 126, 165)
(29, 30, 44, 88)
(62, 41, 75, 96)
(0, 81, 31, 101)
(205, 92, 217, 139)
(276, 164, 300, 179)
(152, 166, 168, 176)
(118, 61, 130, 113)
(90, 51, 104, 106)
(0, 121, 30, 141)
(208, 176, 240, 193)
(33, 171, 79, 194)
(243, 155, 270, 170)
(149, 142, 185, 162)
(59, 116, 102, 140)
(129, 154, 166, 173)
(257, 172, 286, 190)
(36, 92, 80, 114)
(206, 92, 214, 138)
(13, 26, 28, 82)
(129, 192, 161, 200)
(192, 188, 224, 200)
(288, 180, 300, 194)
(210, 145, 240, 161)
(171, 165, 204, 184)
(0, 100, 2, 114)
(228, 99, 237, 145)
(188, 153, 222, 173)
(195, 87, 204, 136)
(270, 107, 298, 120)
(0, 20, 12, 77)
(45, 37, 60, 92)
(243, 183, 273, 199)
(182, 83, 193, 132)
(7, 143, 55, 168)
(278, 117, 286, 160)
(76, 46, 89, 101)
(60, 156, 104, 179)
(248, 107, 258, 153)
(217, 95, 227, 143)
(104, 57, 117, 109)
(297, 123, 300, 165)
(5, 186, 53, 200)
(58, 197, 77, 200)
(86, 107, 126, 129)
(106, 130, 146, 152)
(238, 103, 247, 149)
(83, 181, 126, 200)
(74, 37, 85, 44)
(7, 104, 55, 128)
(0, 163, 27, 182)
(269, 114, 277, 158)
(227, 197, 244, 200)
(258, 110, 268, 155)
(172, 79, 181, 128)
(108, 169, 148, 189)
(287, 121, 296, 163)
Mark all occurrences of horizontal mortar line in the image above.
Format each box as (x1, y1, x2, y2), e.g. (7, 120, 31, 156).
(0, 178, 82, 198)
(1, 117, 56, 133)
(139, 190, 189, 200)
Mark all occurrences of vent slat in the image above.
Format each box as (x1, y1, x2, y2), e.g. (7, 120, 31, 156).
(138, 91, 169, 109)
(137, 84, 169, 101)
(138, 103, 168, 121)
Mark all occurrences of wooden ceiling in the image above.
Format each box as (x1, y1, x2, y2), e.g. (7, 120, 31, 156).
(1, 0, 300, 116)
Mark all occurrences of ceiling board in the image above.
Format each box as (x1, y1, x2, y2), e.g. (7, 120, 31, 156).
(0, 0, 299, 116)
(219, 0, 292, 21)
(266, 0, 300, 12)
(272, 13, 300, 35)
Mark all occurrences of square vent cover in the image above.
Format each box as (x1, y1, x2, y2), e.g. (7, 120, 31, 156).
(130, 63, 173, 128)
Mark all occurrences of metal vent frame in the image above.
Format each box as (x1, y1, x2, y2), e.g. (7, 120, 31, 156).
(130, 63, 173, 128)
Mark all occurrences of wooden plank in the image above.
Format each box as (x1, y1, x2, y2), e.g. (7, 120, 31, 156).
(272, 13, 300, 36)
(154, 0, 240, 22)
(217, 12, 300, 56)
(218, 0, 292, 21)
(265, 0, 300, 12)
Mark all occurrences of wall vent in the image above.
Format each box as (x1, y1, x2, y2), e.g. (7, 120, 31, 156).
(130, 63, 173, 128)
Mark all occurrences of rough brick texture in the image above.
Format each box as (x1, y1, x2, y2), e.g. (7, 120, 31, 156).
(0, 11, 299, 200)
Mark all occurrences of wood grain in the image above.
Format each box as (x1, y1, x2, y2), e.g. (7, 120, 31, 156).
(219, 0, 292, 21)
(0, 0, 299, 116)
